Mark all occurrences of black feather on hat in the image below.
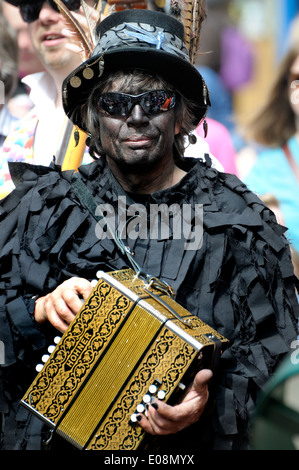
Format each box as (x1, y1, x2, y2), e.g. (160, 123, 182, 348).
(62, 9, 210, 132)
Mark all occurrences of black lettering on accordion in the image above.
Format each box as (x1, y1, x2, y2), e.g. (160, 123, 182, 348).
(65, 329, 93, 371)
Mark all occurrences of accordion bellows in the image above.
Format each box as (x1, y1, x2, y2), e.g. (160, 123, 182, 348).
(21, 269, 229, 450)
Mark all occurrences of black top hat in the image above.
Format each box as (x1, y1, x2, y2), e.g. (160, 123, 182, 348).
(62, 9, 210, 132)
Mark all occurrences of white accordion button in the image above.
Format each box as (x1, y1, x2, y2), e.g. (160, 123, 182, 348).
(136, 404, 145, 413)
(36, 364, 43, 372)
(48, 345, 55, 354)
(178, 382, 186, 390)
(130, 413, 138, 423)
(157, 390, 166, 400)
(148, 384, 158, 394)
(142, 394, 151, 404)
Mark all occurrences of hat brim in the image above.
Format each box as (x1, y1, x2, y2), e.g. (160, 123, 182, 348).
(63, 47, 209, 132)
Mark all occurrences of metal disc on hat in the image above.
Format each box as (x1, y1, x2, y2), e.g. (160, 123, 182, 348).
(83, 67, 94, 80)
(70, 75, 82, 88)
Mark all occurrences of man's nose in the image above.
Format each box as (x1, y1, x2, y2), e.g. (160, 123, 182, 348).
(127, 104, 149, 125)
(38, 2, 61, 23)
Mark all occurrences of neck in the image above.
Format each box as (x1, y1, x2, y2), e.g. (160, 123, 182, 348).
(47, 67, 75, 109)
(52, 72, 64, 109)
(108, 159, 187, 194)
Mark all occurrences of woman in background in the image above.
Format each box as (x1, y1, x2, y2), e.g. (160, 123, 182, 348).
(238, 44, 299, 253)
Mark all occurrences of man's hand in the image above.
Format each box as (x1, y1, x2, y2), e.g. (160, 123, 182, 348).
(137, 369, 213, 435)
(34, 277, 93, 332)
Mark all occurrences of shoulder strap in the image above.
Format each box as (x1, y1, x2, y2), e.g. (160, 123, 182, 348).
(71, 174, 175, 297)
(71, 175, 140, 273)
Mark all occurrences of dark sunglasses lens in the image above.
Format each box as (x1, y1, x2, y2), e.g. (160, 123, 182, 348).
(20, 2, 43, 23)
(20, 0, 81, 22)
(142, 91, 175, 113)
(49, 0, 81, 11)
(98, 94, 130, 116)
(63, 0, 82, 9)
(98, 91, 175, 116)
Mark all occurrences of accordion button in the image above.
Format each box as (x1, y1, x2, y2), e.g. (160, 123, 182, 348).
(130, 413, 138, 423)
(148, 384, 158, 394)
(143, 394, 151, 404)
(54, 336, 61, 344)
(157, 390, 166, 400)
(42, 354, 50, 363)
(136, 404, 145, 413)
(48, 345, 55, 354)
(178, 382, 186, 391)
(91, 279, 98, 287)
(36, 364, 43, 372)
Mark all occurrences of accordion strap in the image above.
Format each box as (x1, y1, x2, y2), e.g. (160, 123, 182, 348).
(71, 174, 175, 297)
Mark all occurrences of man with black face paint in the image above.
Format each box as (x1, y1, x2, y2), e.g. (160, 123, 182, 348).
(0, 8, 298, 451)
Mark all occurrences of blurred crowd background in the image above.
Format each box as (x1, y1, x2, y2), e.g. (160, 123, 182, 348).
(197, 0, 299, 272)
(199, 0, 299, 151)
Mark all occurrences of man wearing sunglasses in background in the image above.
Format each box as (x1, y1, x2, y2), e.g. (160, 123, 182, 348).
(0, 8, 298, 451)
(0, 0, 98, 198)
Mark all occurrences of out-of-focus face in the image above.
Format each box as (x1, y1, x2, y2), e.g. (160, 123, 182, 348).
(26, 1, 97, 77)
(28, 2, 79, 74)
(2, 3, 44, 77)
(289, 54, 299, 120)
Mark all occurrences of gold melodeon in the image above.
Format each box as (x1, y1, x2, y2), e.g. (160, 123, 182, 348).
(21, 269, 229, 450)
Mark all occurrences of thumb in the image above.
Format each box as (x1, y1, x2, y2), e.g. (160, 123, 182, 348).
(192, 369, 213, 392)
(180, 369, 213, 405)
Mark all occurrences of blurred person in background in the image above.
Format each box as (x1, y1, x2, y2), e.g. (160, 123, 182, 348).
(0, 0, 98, 198)
(2, 1, 44, 79)
(185, 115, 238, 175)
(3, 1, 44, 119)
(194, 116, 238, 174)
(196, 0, 253, 152)
(238, 43, 299, 254)
(0, 0, 20, 150)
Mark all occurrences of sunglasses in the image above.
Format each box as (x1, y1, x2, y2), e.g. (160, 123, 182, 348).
(20, 0, 81, 23)
(97, 90, 177, 117)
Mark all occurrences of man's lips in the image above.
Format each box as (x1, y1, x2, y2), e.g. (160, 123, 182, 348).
(41, 32, 65, 47)
(124, 136, 154, 148)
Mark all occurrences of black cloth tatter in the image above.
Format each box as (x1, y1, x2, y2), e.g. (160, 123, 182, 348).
(0, 157, 298, 450)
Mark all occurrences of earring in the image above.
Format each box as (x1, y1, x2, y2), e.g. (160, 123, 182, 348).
(203, 119, 208, 138)
(74, 127, 80, 147)
(188, 133, 197, 145)
(85, 134, 91, 147)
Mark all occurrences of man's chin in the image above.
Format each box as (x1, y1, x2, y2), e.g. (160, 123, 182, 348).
(119, 157, 157, 175)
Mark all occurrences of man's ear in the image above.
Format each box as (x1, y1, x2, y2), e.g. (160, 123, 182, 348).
(174, 118, 181, 135)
